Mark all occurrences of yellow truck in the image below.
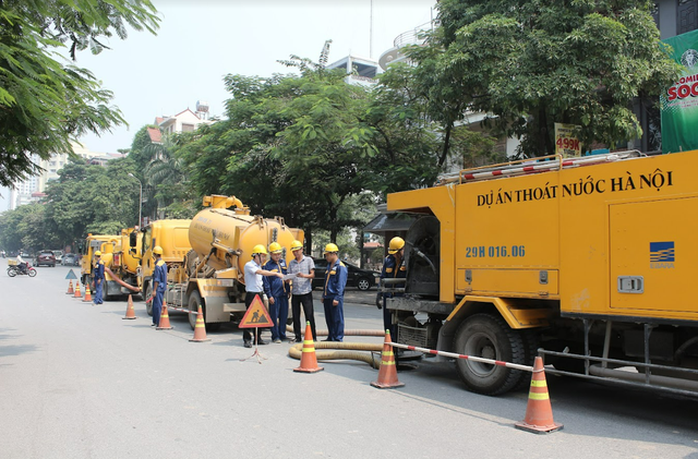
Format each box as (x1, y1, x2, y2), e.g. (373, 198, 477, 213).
(386, 150, 698, 396)
(80, 234, 119, 288)
(131, 195, 303, 330)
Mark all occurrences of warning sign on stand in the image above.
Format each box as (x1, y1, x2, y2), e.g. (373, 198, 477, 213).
(238, 294, 273, 328)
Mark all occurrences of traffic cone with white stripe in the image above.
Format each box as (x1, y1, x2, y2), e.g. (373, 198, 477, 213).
(293, 321, 324, 373)
(83, 283, 92, 302)
(189, 305, 210, 342)
(156, 302, 173, 330)
(371, 330, 404, 389)
(122, 294, 137, 320)
(515, 356, 563, 434)
(74, 281, 81, 298)
(67, 280, 74, 295)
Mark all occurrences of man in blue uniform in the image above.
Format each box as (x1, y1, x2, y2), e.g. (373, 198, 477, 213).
(378, 237, 406, 338)
(151, 246, 167, 327)
(262, 242, 289, 343)
(93, 251, 105, 305)
(321, 243, 348, 342)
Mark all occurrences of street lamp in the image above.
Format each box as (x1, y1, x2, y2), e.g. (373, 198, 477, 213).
(128, 173, 142, 228)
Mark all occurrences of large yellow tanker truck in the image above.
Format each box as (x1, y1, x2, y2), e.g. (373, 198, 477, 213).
(386, 149, 698, 396)
(133, 195, 303, 330)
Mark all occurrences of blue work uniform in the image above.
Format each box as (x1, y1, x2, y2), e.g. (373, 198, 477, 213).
(93, 259, 105, 305)
(322, 259, 348, 341)
(263, 258, 289, 341)
(152, 258, 167, 326)
(380, 254, 406, 337)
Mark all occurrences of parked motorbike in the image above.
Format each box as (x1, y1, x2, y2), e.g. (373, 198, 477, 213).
(7, 262, 37, 277)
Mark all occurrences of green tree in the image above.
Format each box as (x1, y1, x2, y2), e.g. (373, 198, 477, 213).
(409, 0, 680, 157)
(0, 0, 159, 187)
(144, 139, 196, 219)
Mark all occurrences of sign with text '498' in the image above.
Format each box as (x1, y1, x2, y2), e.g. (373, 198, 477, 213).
(554, 123, 581, 158)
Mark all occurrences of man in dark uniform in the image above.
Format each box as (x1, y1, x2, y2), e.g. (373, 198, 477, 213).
(93, 251, 105, 305)
(321, 243, 348, 342)
(378, 236, 406, 338)
(151, 246, 167, 327)
(262, 242, 289, 343)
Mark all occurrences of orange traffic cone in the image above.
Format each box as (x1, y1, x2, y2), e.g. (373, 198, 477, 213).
(156, 302, 173, 330)
(83, 283, 92, 302)
(189, 305, 210, 342)
(515, 356, 563, 434)
(74, 282, 81, 299)
(371, 330, 404, 389)
(123, 294, 137, 320)
(293, 321, 324, 373)
(67, 280, 74, 295)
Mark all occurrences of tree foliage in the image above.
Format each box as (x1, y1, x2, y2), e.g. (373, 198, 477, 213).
(409, 0, 681, 156)
(0, 0, 159, 187)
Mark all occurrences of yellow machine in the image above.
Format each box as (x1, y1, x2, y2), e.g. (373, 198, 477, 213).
(100, 228, 143, 299)
(386, 150, 698, 396)
(131, 219, 192, 315)
(80, 234, 119, 287)
(132, 195, 303, 330)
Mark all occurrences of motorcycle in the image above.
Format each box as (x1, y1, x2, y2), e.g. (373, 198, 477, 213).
(7, 262, 37, 278)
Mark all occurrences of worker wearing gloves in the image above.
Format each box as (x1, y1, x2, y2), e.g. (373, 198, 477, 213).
(378, 236, 406, 338)
(243, 244, 285, 348)
(262, 242, 289, 343)
(93, 251, 105, 305)
(151, 246, 167, 327)
(321, 243, 348, 342)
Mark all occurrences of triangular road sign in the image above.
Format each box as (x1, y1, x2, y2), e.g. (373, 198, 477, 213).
(238, 294, 273, 328)
(65, 269, 78, 280)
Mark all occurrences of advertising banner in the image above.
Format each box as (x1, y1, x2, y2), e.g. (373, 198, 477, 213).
(554, 123, 581, 157)
(661, 29, 698, 153)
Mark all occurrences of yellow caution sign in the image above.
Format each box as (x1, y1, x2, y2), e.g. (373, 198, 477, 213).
(238, 294, 273, 328)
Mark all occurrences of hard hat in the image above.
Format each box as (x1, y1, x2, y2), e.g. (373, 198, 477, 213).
(388, 236, 405, 254)
(94, 251, 102, 257)
(323, 243, 339, 254)
(269, 242, 283, 254)
(290, 240, 303, 252)
(252, 244, 268, 256)
(153, 246, 163, 255)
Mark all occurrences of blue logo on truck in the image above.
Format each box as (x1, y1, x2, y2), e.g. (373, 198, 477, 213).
(650, 241, 675, 268)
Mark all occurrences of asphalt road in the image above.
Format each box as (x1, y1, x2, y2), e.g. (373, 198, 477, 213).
(1, 265, 698, 459)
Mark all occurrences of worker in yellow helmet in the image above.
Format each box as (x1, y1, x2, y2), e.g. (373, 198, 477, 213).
(93, 250, 105, 305)
(262, 242, 289, 343)
(150, 246, 166, 326)
(379, 236, 406, 338)
(287, 239, 317, 343)
(322, 243, 348, 342)
(242, 244, 285, 348)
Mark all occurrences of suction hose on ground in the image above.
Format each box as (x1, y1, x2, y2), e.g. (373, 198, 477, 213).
(288, 342, 384, 369)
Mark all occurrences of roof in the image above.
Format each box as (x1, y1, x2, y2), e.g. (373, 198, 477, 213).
(147, 127, 162, 143)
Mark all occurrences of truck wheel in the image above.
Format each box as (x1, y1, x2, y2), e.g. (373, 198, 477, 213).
(454, 313, 525, 395)
(188, 291, 202, 330)
(145, 283, 153, 316)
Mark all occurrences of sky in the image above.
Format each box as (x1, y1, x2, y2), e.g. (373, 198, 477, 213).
(75, 0, 438, 154)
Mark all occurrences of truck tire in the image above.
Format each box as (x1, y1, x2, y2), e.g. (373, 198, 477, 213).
(144, 283, 153, 316)
(188, 291, 221, 331)
(454, 313, 525, 395)
(188, 291, 202, 330)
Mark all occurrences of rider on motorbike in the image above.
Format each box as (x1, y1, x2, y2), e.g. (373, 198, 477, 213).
(16, 254, 28, 274)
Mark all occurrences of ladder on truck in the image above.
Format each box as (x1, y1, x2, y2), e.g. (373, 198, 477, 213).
(437, 150, 643, 185)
